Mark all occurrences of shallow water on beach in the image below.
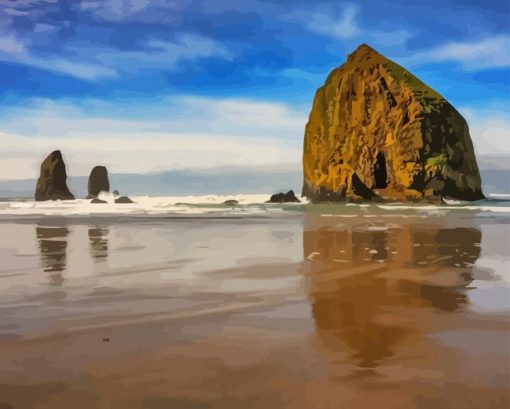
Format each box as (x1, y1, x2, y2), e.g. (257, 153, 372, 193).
(0, 203, 509, 408)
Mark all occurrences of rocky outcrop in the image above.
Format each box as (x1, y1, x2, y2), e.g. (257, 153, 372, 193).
(302, 44, 484, 202)
(266, 190, 301, 203)
(87, 166, 110, 199)
(223, 199, 239, 206)
(115, 196, 133, 204)
(35, 150, 75, 201)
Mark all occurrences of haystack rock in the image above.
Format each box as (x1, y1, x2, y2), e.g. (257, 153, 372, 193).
(87, 166, 110, 199)
(302, 44, 484, 202)
(35, 150, 75, 201)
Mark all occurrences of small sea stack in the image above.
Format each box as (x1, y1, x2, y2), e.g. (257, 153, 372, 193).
(223, 199, 239, 206)
(35, 150, 75, 201)
(266, 190, 301, 203)
(115, 196, 133, 204)
(87, 166, 110, 199)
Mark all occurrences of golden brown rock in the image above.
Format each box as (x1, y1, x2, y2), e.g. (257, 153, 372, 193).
(302, 44, 484, 202)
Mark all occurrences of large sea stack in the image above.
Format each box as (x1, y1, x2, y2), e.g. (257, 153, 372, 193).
(302, 44, 484, 202)
(35, 150, 75, 201)
(87, 166, 110, 199)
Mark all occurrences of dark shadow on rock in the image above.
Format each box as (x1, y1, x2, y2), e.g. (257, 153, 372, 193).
(351, 173, 378, 201)
(372, 152, 388, 189)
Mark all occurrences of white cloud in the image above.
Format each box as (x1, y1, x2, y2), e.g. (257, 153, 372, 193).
(400, 36, 510, 71)
(0, 33, 118, 80)
(3, 8, 30, 16)
(307, 5, 360, 39)
(93, 34, 232, 73)
(370, 28, 414, 47)
(461, 106, 510, 156)
(0, 132, 301, 180)
(0, 96, 307, 138)
(0, 35, 26, 54)
(33, 23, 58, 33)
(181, 97, 305, 133)
(291, 5, 413, 47)
(0, 31, 231, 80)
(0, 96, 307, 180)
(81, 0, 176, 22)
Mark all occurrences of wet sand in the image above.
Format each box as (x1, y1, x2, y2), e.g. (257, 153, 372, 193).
(0, 208, 509, 408)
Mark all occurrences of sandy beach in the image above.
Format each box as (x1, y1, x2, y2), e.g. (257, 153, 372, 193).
(0, 201, 509, 408)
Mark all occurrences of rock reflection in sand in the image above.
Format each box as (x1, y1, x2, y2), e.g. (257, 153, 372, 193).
(88, 228, 109, 261)
(36, 226, 69, 286)
(304, 215, 481, 369)
(0, 213, 506, 409)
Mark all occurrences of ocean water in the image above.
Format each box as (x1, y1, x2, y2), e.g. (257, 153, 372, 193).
(0, 195, 509, 408)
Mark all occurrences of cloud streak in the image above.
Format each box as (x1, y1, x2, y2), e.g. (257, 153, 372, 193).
(400, 35, 510, 71)
(460, 105, 510, 156)
(0, 131, 301, 180)
(306, 5, 360, 39)
(0, 34, 118, 80)
(80, 0, 175, 22)
(291, 4, 414, 47)
(0, 96, 307, 179)
(0, 96, 307, 138)
(0, 32, 232, 80)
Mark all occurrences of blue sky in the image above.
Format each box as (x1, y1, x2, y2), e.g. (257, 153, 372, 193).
(0, 0, 508, 179)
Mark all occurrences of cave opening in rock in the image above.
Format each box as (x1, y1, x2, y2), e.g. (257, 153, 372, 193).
(373, 152, 388, 189)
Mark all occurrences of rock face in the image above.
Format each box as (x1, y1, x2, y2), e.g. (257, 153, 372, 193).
(87, 166, 110, 199)
(35, 150, 75, 201)
(266, 190, 301, 203)
(302, 44, 484, 202)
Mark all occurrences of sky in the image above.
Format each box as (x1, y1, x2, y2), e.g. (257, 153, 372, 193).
(0, 0, 508, 180)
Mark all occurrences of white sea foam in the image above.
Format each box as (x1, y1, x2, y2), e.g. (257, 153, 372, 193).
(376, 203, 510, 213)
(0, 194, 509, 217)
(0, 194, 306, 217)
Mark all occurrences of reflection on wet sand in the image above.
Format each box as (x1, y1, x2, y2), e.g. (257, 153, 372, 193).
(36, 226, 69, 286)
(1, 215, 505, 409)
(88, 228, 109, 260)
(304, 216, 481, 369)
